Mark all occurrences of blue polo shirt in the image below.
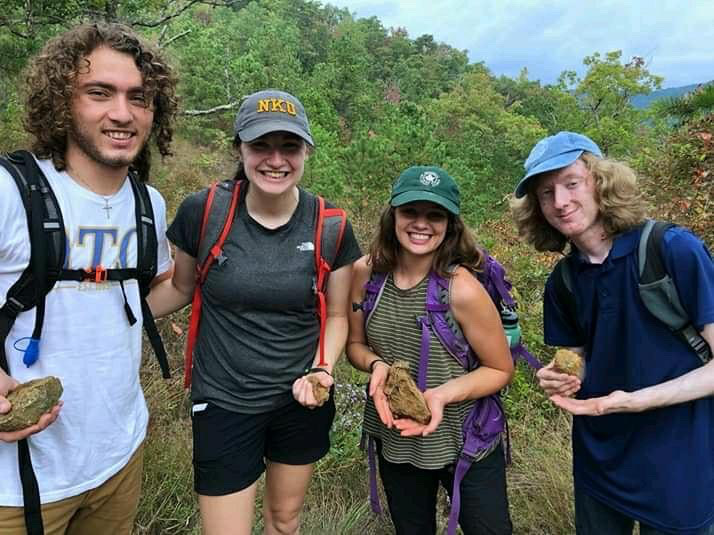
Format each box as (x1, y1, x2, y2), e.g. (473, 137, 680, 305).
(544, 225, 714, 534)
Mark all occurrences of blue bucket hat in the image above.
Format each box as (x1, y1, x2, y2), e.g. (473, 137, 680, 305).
(514, 132, 602, 198)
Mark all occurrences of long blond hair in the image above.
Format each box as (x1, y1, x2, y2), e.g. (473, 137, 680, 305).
(510, 153, 649, 252)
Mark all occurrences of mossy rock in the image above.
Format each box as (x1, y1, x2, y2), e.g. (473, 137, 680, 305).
(385, 360, 431, 424)
(552, 349, 585, 379)
(0, 377, 63, 432)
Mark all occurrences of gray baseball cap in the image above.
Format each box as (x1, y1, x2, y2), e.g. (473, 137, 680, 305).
(234, 89, 314, 146)
(514, 131, 602, 198)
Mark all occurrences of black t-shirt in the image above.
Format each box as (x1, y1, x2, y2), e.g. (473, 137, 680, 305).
(168, 183, 361, 413)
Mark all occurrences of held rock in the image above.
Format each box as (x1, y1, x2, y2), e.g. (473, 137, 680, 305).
(0, 376, 63, 432)
(385, 360, 431, 425)
(552, 349, 586, 380)
(306, 375, 330, 407)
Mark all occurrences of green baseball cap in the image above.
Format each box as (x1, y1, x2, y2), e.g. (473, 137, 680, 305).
(234, 89, 314, 146)
(390, 166, 460, 215)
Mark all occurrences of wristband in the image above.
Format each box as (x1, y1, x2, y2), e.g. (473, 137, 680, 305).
(306, 367, 331, 376)
(368, 358, 388, 374)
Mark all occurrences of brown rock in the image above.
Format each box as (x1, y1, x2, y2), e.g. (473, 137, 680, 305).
(306, 375, 330, 407)
(385, 361, 431, 424)
(552, 349, 585, 379)
(0, 376, 63, 432)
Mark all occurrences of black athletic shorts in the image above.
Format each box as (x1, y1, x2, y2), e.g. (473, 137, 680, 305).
(191, 393, 336, 496)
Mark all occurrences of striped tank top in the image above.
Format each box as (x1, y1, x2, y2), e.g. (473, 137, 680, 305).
(363, 272, 476, 469)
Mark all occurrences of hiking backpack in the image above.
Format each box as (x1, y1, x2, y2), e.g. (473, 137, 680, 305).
(0, 150, 170, 535)
(359, 253, 541, 535)
(552, 219, 712, 363)
(182, 179, 347, 388)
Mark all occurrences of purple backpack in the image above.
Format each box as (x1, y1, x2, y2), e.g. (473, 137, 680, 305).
(360, 254, 541, 535)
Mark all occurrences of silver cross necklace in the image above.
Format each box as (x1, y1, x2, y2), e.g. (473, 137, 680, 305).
(70, 172, 124, 220)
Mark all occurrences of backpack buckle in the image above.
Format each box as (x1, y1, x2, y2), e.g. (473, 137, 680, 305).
(83, 265, 108, 283)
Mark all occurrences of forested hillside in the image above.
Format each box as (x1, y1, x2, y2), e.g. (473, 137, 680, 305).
(1, 1, 711, 533)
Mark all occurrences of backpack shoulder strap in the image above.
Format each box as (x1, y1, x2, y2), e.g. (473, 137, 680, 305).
(128, 174, 158, 294)
(196, 180, 240, 270)
(361, 270, 388, 329)
(183, 179, 242, 388)
(637, 219, 711, 363)
(315, 196, 347, 276)
(639, 219, 674, 283)
(551, 254, 585, 342)
(313, 195, 347, 367)
(127, 174, 170, 378)
(0, 151, 59, 535)
(425, 269, 475, 370)
(0, 150, 66, 369)
(476, 254, 515, 308)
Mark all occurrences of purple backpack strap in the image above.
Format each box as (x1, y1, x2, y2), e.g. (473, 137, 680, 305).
(362, 271, 388, 326)
(511, 342, 543, 370)
(367, 436, 382, 514)
(359, 431, 383, 514)
(360, 272, 388, 515)
(479, 255, 515, 308)
(425, 272, 474, 369)
(447, 394, 506, 535)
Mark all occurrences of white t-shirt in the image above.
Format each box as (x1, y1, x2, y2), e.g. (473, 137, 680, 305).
(0, 157, 171, 505)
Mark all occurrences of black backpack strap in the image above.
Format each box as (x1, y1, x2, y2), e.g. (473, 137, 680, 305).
(551, 255, 585, 342)
(0, 152, 66, 368)
(0, 151, 52, 535)
(17, 438, 44, 535)
(129, 175, 169, 378)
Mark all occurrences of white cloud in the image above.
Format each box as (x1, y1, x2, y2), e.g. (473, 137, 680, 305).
(326, 0, 714, 87)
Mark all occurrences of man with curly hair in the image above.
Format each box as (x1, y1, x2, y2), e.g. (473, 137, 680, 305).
(511, 131, 714, 535)
(0, 23, 177, 534)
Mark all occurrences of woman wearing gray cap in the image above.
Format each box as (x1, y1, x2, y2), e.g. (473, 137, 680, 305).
(148, 89, 361, 534)
(347, 166, 514, 535)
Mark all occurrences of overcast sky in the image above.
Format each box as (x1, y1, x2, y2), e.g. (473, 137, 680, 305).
(325, 0, 713, 89)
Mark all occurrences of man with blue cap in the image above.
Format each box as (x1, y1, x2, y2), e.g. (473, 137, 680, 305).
(511, 132, 714, 535)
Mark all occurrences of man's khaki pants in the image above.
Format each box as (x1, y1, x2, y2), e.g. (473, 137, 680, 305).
(0, 443, 144, 535)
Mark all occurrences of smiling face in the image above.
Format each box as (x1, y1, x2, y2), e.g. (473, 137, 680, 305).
(238, 131, 308, 197)
(534, 158, 604, 243)
(67, 46, 154, 174)
(394, 201, 449, 259)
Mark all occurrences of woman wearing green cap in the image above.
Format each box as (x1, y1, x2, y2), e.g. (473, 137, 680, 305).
(148, 89, 361, 535)
(347, 166, 514, 534)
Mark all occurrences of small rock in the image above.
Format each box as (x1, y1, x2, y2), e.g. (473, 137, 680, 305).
(552, 349, 585, 379)
(0, 376, 63, 432)
(306, 375, 330, 407)
(385, 361, 431, 424)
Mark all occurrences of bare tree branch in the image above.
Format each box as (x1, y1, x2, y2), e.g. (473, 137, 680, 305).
(0, 0, 246, 37)
(130, 0, 202, 28)
(183, 101, 240, 116)
(130, 0, 243, 28)
(160, 28, 191, 48)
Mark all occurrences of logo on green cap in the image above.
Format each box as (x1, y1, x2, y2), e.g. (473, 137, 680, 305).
(419, 171, 441, 187)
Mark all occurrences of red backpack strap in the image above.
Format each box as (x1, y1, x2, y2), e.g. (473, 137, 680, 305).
(183, 181, 242, 388)
(312, 196, 347, 367)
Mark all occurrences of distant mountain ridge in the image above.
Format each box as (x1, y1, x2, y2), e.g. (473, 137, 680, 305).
(631, 81, 713, 109)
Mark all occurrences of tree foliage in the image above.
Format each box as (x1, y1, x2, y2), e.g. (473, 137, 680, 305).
(0, 0, 697, 231)
(558, 51, 663, 155)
